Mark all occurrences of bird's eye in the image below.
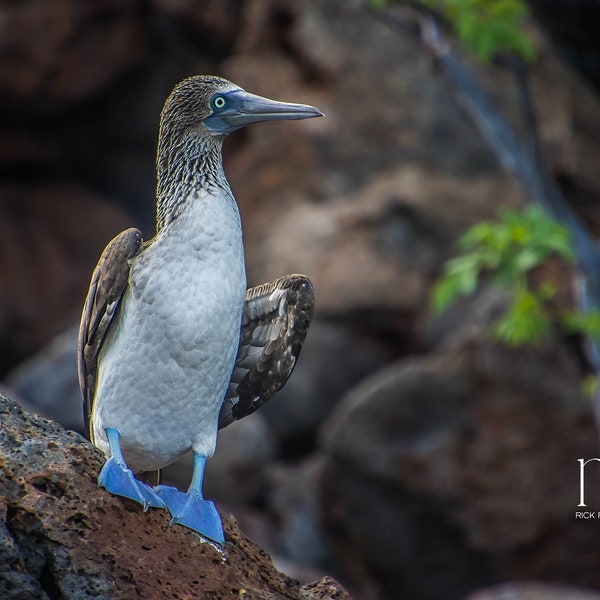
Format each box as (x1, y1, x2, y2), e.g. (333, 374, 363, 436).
(212, 95, 227, 109)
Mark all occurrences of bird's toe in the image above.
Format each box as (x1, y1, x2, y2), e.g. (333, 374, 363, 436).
(157, 486, 224, 544)
(154, 484, 188, 514)
(98, 457, 165, 511)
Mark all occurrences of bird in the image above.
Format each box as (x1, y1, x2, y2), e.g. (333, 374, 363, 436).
(78, 75, 321, 544)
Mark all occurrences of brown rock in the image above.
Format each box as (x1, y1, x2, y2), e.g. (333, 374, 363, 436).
(0, 393, 351, 600)
(240, 165, 524, 318)
(0, 0, 146, 111)
(154, 0, 241, 50)
(260, 320, 389, 454)
(320, 300, 600, 598)
(220, 0, 600, 338)
(300, 576, 353, 600)
(0, 183, 131, 375)
(1, 2, 600, 598)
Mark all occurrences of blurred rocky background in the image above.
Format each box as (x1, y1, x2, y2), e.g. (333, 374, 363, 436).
(1, 1, 600, 599)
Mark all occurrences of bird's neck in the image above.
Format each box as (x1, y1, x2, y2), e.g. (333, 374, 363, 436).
(155, 131, 230, 234)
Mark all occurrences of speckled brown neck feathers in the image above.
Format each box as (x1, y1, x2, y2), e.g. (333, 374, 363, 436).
(155, 76, 233, 233)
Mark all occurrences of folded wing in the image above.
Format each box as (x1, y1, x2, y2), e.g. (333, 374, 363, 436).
(78, 228, 143, 440)
(219, 274, 315, 429)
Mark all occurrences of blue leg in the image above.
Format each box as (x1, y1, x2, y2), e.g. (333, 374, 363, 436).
(98, 428, 165, 511)
(155, 453, 224, 544)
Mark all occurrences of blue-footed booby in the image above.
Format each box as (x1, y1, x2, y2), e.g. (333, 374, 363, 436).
(78, 75, 320, 544)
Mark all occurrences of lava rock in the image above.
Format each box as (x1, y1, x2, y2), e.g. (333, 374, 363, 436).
(0, 392, 351, 600)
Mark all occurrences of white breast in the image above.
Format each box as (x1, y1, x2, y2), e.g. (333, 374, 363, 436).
(92, 189, 247, 473)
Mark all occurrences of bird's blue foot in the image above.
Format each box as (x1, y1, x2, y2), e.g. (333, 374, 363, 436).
(97, 427, 165, 511)
(154, 485, 188, 515)
(155, 485, 224, 544)
(98, 457, 165, 511)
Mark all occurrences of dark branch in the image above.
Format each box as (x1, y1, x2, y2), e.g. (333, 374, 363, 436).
(372, 3, 600, 423)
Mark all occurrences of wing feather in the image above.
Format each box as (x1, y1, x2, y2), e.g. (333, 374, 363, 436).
(218, 274, 315, 429)
(78, 228, 143, 440)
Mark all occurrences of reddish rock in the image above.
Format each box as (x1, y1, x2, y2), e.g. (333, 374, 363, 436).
(0, 393, 350, 600)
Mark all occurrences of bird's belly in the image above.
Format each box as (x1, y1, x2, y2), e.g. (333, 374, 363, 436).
(92, 210, 246, 473)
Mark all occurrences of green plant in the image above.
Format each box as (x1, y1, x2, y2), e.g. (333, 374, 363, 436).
(369, 0, 536, 63)
(431, 206, 600, 347)
(422, 0, 535, 62)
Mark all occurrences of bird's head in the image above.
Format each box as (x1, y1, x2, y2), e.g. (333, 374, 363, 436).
(160, 75, 323, 139)
(155, 75, 322, 227)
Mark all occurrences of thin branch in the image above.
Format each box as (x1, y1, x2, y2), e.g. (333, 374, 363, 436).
(372, 3, 600, 423)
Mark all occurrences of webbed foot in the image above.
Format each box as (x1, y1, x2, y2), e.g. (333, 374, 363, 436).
(98, 457, 165, 511)
(155, 485, 224, 544)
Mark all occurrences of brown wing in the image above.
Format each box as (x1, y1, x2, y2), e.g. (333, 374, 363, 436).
(218, 274, 315, 429)
(78, 228, 143, 440)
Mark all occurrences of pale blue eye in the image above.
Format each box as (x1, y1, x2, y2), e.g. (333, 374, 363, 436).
(212, 95, 227, 109)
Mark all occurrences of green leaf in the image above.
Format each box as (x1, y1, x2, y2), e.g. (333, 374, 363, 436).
(420, 0, 536, 63)
(582, 375, 600, 401)
(537, 281, 557, 301)
(430, 276, 462, 314)
(561, 309, 600, 344)
(457, 221, 495, 249)
(430, 254, 483, 313)
(512, 247, 547, 273)
(431, 205, 579, 349)
(492, 289, 551, 345)
(368, 0, 389, 9)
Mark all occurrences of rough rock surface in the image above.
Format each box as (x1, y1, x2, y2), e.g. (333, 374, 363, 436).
(0, 393, 350, 600)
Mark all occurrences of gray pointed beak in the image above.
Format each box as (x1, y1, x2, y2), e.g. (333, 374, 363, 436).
(204, 89, 323, 134)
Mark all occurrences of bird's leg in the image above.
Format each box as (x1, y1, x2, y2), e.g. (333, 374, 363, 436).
(98, 427, 165, 510)
(154, 453, 224, 544)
